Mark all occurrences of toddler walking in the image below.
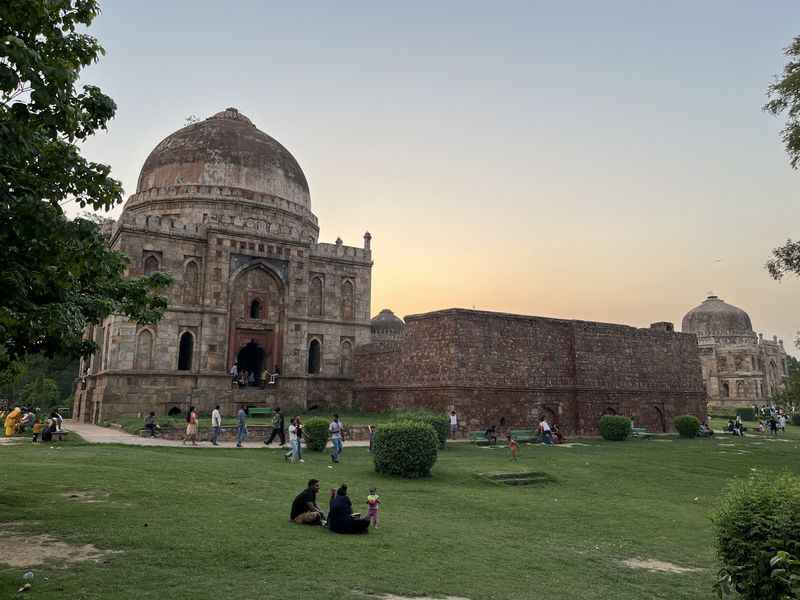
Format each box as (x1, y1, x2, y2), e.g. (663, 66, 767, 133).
(366, 487, 381, 529)
(507, 433, 519, 461)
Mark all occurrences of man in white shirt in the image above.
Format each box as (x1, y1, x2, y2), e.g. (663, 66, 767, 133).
(449, 410, 458, 439)
(539, 417, 553, 445)
(329, 415, 343, 463)
(211, 405, 222, 446)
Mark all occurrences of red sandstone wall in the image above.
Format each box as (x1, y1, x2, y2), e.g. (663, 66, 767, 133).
(354, 309, 705, 436)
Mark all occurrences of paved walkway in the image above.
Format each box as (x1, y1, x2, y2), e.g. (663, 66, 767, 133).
(65, 420, 374, 448)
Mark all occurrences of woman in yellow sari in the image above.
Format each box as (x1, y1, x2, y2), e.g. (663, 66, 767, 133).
(4, 407, 21, 436)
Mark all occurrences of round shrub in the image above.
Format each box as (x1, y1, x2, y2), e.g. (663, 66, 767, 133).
(598, 415, 631, 441)
(736, 407, 756, 422)
(792, 414, 800, 427)
(391, 410, 448, 449)
(373, 420, 438, 478)
(713, 472, 800, 599)
(673, 415, 700, 438)
(302, 417, 329, 452)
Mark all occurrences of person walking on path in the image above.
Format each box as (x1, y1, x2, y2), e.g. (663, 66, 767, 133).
(236, 406, 248, 448)
(184, 406, 199, 446)
(211, 405, 222, 446)
(329, 414, 343, 463)
(264, 407, 285, 446)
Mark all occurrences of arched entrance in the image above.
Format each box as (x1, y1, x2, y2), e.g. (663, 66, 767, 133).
(237, 339, 265, 385)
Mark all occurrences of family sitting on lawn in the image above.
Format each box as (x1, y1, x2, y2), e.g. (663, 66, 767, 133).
(290, 479, 371, 534)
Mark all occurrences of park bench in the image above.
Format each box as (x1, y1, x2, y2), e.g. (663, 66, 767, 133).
(248, 407, 273, 419)
(631, 427, 652, 439)
(509, 429, 538, 443)
(469, 431, 493, 445)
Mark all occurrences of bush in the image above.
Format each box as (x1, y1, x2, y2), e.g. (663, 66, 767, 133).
(792, 414, 800, 427)
(598, 415, 631, 441)
(713, 472, 800, 599)
(673, 415, 700, 438)
(303, 417, 329, 452)
(373, 420, 438, 478)
(736, 407, 756, 422)
(390, 410, 449, 449)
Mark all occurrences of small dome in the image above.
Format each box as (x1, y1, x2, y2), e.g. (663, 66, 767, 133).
(371, 309, 405, 334)
(681, 295, 753, 336)
(136, 107, 310, 208)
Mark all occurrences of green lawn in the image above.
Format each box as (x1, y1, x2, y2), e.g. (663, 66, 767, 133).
(1, 426, 799, 599)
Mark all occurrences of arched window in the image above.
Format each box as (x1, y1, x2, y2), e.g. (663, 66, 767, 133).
(135, 329, 153, 370)
(308, 339, 321, 374)
(250, 299, 262, 319)
(178, 332, 193, 371)
(144, 255, 159, 275)
(183, 261, 199, 305)
(736, 381, 744, 398)
(309, 277, 323, 316)
(721, 382, 730, 398)
(341, 280, 354, 321)
(339, 340, 353, 376)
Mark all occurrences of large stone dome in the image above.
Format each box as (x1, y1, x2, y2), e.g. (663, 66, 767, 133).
(681, 295, 753, 336)
(136, 108, 310, 208)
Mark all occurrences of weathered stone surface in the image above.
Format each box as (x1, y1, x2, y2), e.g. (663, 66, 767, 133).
(681, 295, 789, 410)
(353, 309, 706, 436)
(74, 109, 372, 422)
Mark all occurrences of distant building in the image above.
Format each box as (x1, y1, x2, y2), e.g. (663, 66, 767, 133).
(370, 309, 405, 341)
(681, 295, 788, 410)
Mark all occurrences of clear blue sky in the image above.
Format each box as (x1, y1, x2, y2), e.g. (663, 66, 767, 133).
(74, 1, 800, 353)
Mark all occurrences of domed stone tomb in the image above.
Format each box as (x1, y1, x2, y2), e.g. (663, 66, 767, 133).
(73, 109, 374, 422)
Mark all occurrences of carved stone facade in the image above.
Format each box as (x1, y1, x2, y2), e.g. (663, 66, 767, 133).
(681, 295, 789, 410)
(353, 309, 706, 436)
(74, 108, 372, 422)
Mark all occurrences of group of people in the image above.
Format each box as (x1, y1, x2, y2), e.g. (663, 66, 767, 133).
(229, 363, 280, 389)
(290, 478, 381, 534)
(2, 406, 64, 443)
(483, 417, 564, 448)
(155, 406, 346, 460)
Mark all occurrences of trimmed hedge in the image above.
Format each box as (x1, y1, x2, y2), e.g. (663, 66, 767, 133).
(792, 414, 800, 427)
(389, 409, 449, 449)
(303, 417, 329, 452)
(599, 415, 631, 441)
(673, 415, 700, 438)
(736, 407, 756, 422)
(373, 420, 438, 478)
(713, 472, 800, 599)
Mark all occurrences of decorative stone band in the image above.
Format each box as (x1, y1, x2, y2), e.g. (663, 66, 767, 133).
(124, 184, 318, 226)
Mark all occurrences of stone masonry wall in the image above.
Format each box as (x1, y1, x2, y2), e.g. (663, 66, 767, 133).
(353, 309, 705, 436)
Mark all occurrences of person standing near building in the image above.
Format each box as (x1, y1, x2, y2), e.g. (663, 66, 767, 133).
(329, 414, 343, 463)
(211, 405, 222, 446)
(539, 417, 553, 445)
(449, 410, 458, 439)
(236, 406, 248, 448)
(264, 407, 285, 446)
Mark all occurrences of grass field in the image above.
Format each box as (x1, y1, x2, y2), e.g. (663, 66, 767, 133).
(1, 423, 798, 599)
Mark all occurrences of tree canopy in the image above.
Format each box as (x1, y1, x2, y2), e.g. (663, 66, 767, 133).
(764, 35, 800, 342)
(0, 0, 170, 370)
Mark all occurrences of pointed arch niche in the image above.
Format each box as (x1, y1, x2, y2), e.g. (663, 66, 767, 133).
(135, 329, 154, 370)
(228, 264, 285, 375)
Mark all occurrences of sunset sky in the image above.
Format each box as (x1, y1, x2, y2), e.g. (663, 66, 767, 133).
(70, 1, 800, 353)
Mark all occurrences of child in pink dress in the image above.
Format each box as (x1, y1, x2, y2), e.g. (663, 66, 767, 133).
(366, 487, 381, 529)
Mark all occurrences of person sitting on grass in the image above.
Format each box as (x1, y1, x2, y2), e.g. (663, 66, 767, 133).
(328, 484, 370, 534)
(552, 424, 565, 444)
(31, 418, 42, 443)
(290, 479, 324, 525)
